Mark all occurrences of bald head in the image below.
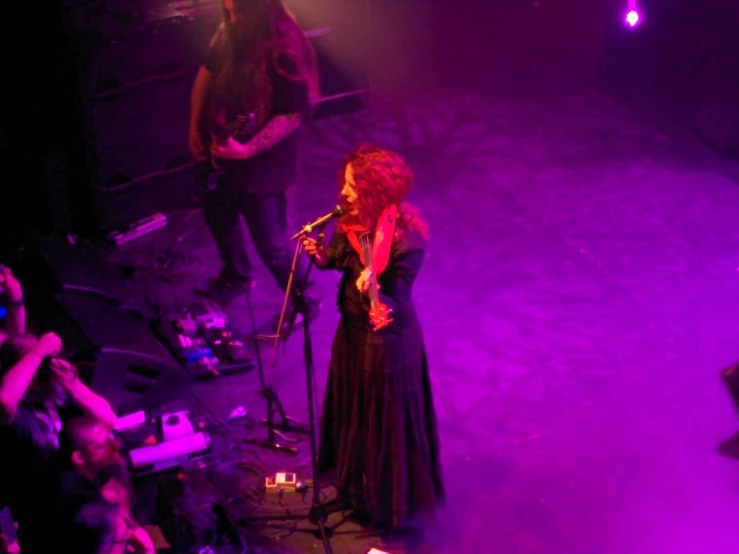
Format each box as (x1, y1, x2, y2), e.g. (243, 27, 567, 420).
(61, 416, 122, 479)
(60, 416, 108, 454)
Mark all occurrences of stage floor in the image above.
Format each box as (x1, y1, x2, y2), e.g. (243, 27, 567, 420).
(92, 88, 739, 554)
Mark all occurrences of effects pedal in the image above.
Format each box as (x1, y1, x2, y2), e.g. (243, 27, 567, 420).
(265, 472, 298, 493)
(161, 411, 195, 441)
(202, 327, 250, 363)
(187, 300, 226, 328)
(159, 302, 253, 379)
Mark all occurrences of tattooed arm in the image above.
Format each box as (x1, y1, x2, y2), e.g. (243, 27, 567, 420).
(239, 113, 302, 159)
(236, 49, 313, 159)
(213, 49, 312, 160)
(210, 113, 302, 160)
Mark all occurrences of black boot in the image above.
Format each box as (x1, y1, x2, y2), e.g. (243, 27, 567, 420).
(195, 270, 255, 297)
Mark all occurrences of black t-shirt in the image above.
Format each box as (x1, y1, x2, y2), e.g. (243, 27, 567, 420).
(204, 47, 311, 194)
(29, 453, 107, 554)
(33, 449, 133, 554)
(0, 394, 82, 549)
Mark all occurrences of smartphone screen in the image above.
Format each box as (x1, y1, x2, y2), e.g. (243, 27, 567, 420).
(0, 292, 7, 322)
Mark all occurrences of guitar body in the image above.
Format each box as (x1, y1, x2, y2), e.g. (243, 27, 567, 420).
(369, 302, 392, 331)
(193, 111, 256, 204)
(193, 156, 224, 205)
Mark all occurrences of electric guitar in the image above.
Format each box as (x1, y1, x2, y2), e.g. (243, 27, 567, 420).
(194, 112, 256, 203)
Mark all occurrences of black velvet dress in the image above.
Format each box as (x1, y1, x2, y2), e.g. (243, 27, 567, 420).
(317, 227, 444, 528)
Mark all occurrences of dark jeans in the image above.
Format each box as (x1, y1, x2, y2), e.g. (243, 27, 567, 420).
(203, 177, 311, 295)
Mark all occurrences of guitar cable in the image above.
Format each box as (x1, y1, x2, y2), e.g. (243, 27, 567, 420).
(152, 210, 206, 283)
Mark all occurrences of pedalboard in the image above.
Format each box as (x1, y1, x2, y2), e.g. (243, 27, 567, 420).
(159, 300, 253, 378)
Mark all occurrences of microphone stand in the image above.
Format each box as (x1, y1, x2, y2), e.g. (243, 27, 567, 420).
(242, 282, 306, 455)
(245, 224, 344, 554)
(242, 227, 313, 454)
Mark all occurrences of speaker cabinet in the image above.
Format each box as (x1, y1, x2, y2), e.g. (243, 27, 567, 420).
(62, 8, 221, 230)
(86, 348, 191, 415)
(55, 293, 191, 414)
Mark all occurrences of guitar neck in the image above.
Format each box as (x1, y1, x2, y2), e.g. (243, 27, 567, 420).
(359, 233, 380, 307)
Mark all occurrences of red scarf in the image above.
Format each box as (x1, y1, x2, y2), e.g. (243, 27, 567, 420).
(341, 205, 398, 275)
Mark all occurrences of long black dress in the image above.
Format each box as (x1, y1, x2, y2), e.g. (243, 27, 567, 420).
(317, 227, 444, 528)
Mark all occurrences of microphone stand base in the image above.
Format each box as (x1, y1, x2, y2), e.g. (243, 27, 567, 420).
(257, 417, 309, 435)
(241, 437, 299, 456)
(242, 384, 309, 456)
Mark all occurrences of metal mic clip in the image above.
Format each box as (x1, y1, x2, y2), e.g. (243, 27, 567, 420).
(292, 223, 314, 240)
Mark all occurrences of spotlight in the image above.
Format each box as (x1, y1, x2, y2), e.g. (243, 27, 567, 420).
(625, 0, 640, 27)
(625, 10, 640, 26)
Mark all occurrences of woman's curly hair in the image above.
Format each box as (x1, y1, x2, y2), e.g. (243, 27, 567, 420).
(339, 143, 429, 240)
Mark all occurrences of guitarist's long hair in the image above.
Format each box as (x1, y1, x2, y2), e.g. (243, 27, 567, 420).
(207, 0, 320, 128)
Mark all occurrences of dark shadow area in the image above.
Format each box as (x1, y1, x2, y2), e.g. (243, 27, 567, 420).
(598, 0, 739, 180)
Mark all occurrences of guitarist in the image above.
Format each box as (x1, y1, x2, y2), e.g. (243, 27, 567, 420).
(188, 0, 321, 318)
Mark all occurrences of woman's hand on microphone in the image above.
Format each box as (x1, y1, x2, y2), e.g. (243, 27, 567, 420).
(301, 237, 329, 267)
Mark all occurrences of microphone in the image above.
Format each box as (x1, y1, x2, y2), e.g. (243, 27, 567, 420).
(290, 205, 345, 240)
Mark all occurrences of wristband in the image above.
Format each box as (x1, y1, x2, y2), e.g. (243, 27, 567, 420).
(7, 299, 24, 307)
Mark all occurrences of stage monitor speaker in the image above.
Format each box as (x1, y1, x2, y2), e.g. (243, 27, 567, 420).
(87, 348, 191, 415)
(53, 293, 192, 414)
(24, 235, 133, 305)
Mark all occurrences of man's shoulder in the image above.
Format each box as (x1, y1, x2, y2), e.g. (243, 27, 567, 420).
(5, 402, 38, 434)
(41, 451, 67, 484)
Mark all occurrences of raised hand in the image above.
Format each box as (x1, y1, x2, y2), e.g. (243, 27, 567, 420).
(49, 358, 80, 389)
(129, 527, 156, 554)
(34, 332, 62, 358)
(0, 267, 22, 303)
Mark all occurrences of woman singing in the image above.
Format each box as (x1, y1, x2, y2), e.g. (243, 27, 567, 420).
(302, 144, 444, 530)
